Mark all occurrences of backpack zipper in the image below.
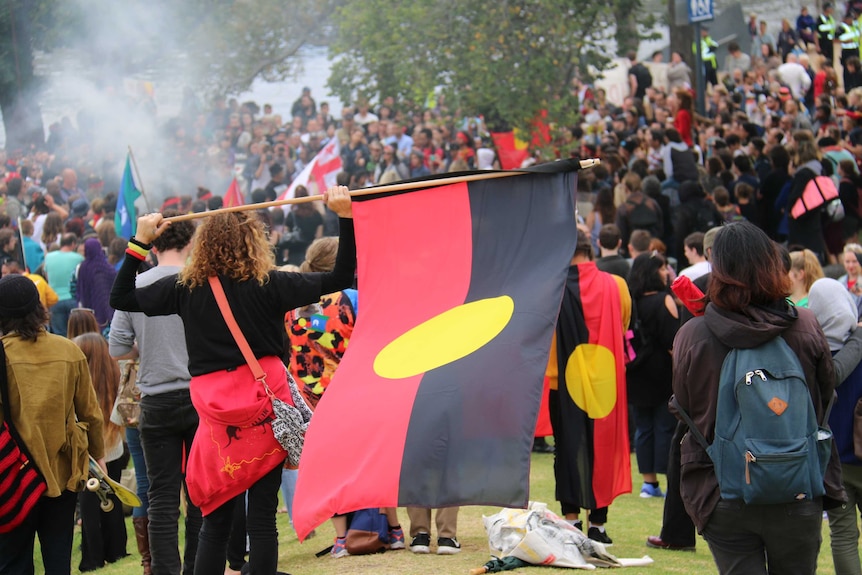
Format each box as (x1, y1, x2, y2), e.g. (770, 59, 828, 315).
(745, 451, 755, 484)
(744, 370, 768, 385)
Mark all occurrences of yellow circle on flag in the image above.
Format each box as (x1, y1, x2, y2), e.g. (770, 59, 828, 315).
(373, 296, 515, 379)
(565, 343, 617, 419)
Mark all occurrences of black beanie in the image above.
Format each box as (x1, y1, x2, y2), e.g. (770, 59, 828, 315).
(0, 274, 39, 318)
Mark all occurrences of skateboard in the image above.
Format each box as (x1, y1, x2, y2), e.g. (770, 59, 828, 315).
(85, 455, 141, 512)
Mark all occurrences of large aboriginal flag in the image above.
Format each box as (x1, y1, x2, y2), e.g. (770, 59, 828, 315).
(292, 161, 581, 539)
(551, 263, 631, 511)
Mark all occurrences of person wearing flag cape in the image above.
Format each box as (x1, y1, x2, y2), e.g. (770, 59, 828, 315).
(548, 230, 632, 545)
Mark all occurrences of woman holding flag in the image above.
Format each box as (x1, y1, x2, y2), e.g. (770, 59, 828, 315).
(110, 186, 355, 575)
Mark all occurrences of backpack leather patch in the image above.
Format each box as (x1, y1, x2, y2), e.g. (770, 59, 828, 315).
(768, 397, 788, 416)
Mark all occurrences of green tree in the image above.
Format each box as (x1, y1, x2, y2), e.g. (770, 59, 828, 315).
(0, 0, 62, 151)
(181, 0, 341, 96)
(614, 0, 659, 57)
(328, 0, 621, 133)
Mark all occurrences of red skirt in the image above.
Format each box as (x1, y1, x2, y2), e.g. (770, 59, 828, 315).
(186, 356, 293, 516)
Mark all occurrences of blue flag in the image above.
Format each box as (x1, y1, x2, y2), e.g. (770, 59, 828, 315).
(115, 156, 141, 239)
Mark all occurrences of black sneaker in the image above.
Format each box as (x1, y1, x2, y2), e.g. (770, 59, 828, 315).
(588, 526, 613, 545)
(572, 520, 584, 532)
(437, 537, 461, 555)
(410, 532, 431, 554)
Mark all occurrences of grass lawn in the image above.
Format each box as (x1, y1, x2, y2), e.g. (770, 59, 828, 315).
(43, 450, 852, 574)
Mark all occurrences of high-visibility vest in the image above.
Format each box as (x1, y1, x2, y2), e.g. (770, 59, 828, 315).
(819, 14, 836, 40)
(692, 37, 718, 66)
(839, 22, 860, 50)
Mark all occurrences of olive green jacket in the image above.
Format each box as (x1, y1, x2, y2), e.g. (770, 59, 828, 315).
(1, 332, 104, 497)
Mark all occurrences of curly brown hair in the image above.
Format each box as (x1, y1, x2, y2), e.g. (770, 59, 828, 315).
(179, 211, 274, 288)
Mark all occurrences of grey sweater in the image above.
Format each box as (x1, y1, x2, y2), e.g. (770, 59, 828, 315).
(109, 265, 191, 396)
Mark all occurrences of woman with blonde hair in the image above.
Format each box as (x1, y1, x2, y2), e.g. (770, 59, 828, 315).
(789, 249, 824, 307)
(111, 186, 355, 575)
(73, 332, 128, 571)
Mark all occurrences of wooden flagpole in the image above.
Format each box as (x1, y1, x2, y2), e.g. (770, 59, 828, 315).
(127, 145, 154, 213)
(163, 159, 601, 224)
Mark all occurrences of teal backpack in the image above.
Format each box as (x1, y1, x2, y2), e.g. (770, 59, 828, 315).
(677, 337, 833, 504)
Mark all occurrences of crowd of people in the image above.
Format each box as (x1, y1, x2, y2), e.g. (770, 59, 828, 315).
(5, 2, 862, 573)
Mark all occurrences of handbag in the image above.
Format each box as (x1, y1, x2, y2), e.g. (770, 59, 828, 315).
(0, 340, 47, 533)
(208, 276, 312, 468)
(110, 360, 141, 427)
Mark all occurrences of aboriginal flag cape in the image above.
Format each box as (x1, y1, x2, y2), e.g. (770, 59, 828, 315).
(552, 263, 631, 510)
(292, 160, 582, 539)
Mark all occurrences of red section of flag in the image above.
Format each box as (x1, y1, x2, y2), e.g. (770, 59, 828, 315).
(223, 178, 244, 208)
(534, 376, 553, 437)
(293, 182, 473, 539)
(490, 132, 529, 170)
(578, 266, 631, 507)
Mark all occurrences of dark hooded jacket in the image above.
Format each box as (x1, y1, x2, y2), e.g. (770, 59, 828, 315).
(673, 182, 723, 259)
(672, 300, 843, 532)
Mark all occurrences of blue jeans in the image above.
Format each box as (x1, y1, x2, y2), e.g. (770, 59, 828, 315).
(194, 464, 282, 575)
(632, 403, 677, 475)
(0, 490, 77, 575)
(140, 390, 202, 575)
(126, 426, 149, 518)
(280, 467, 297, 522)
(50, 298, 76, 337)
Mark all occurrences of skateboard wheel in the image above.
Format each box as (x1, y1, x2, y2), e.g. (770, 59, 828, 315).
(100, 499, 114, 512)
(86, 478, 100, 491)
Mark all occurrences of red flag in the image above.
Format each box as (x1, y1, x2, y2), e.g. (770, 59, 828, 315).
(292, 162, 581, 539)
(223, 178, 244, 208)
(490, 132, 530, 170)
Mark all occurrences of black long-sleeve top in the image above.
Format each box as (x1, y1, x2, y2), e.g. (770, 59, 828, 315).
(110, 219, 356, 376)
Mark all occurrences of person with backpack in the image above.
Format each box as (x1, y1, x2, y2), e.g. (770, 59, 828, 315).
(626, 252, 679, 499)
(660, 128, 699, 206)
(615, 172, 663, 256)
(786, 131, 828, 263)
(808, 277, 862, 575)
(672, 222, 841, 575)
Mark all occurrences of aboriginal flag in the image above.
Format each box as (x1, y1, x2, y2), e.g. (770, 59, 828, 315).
(292, 161, 581, 539)
(550, 263, 631, 511)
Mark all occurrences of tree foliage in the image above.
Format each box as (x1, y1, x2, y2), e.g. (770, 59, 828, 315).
(328, 0, 644, 132)
(180, 0, 342, 96)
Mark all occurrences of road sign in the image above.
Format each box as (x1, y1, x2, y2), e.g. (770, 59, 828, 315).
(688, 0, 714, 23)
